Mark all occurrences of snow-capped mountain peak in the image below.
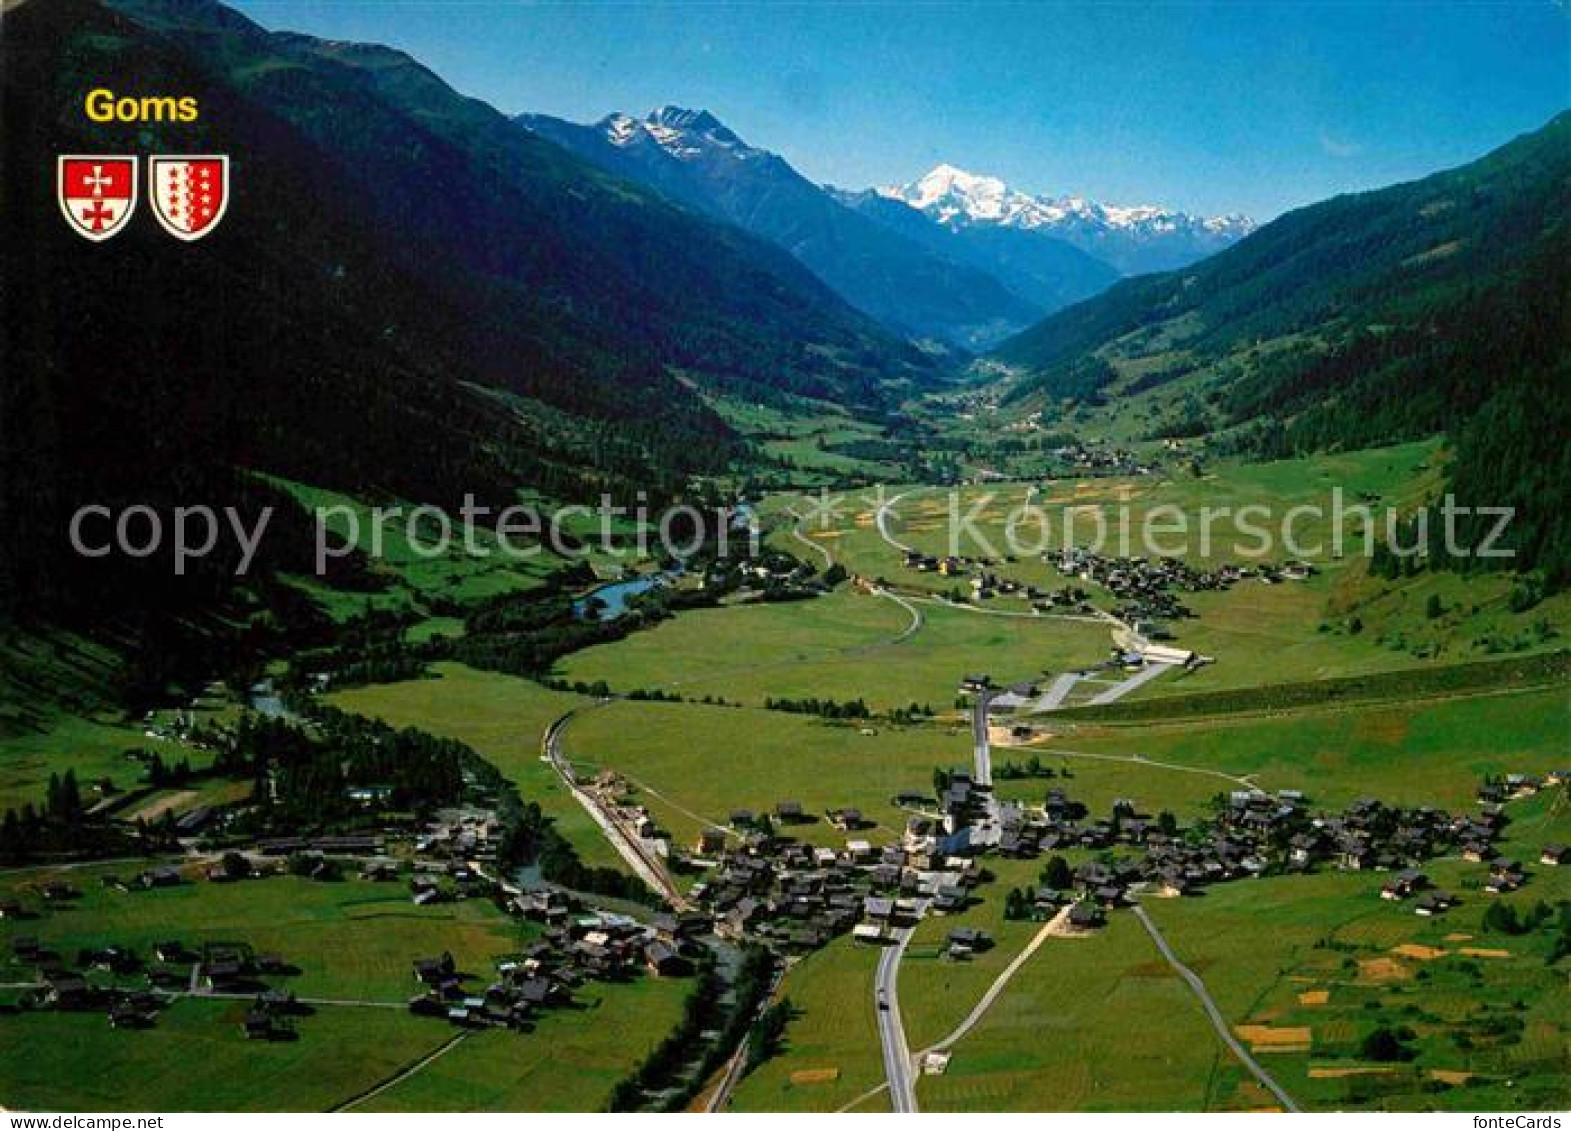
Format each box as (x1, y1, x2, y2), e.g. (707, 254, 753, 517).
(599, 106, 748, 159)
(879, 163, 1256, 273)
(878, 163, 1254, 273)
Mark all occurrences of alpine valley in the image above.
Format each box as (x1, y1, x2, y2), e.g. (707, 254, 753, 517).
(0, 0, 1567, 1116)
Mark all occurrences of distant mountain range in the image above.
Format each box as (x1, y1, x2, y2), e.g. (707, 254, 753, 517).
(877, 164, 1256, 275)
(523, 107, 1254, 349)
(520, 106, 1049, 349)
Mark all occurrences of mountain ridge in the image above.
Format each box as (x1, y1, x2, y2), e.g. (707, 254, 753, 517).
(520, 105, 1066, 349)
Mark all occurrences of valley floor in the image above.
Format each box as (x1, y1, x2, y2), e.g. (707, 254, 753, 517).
(2, 450, 1567, 1112)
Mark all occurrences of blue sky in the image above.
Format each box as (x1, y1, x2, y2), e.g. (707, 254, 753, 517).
(229, 1, 1569, 219)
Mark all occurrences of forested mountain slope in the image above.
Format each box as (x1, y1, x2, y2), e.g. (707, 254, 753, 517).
(993, 113, 1571, 582)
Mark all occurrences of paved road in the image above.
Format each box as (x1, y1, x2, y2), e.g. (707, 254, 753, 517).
(1131, 904, 1301, 1113)
(873, 490, 918, 554)
(1085, 660, 1178, 705)
(874, 923, 921, 1113)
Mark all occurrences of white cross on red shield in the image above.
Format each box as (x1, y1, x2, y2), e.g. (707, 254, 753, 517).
(150, 155, 229, 240)
(58, 155, 138, 241)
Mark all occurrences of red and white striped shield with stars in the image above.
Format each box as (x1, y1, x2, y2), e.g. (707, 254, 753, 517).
(150, 155, 229, 240)
(58, 155, 137, 241)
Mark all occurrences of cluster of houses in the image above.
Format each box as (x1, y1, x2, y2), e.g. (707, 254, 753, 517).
(1048, 548, 1314, 627)
(671, 762, 1564, 961)
(408, 900, 699, 1030)
(1047, 443, 1157, 478)
(7, 931, 303, 1037)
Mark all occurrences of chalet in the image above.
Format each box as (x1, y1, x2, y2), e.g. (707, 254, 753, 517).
(693, 829, 726, 856)
(204, 961, 248, 991)
(1484, 860, 1525, 894)
(1034, 887, 1066, 910)
(413, 953, 457, 986)
(174, 806, 214, 835)
(108, 998, 152, 1029)
(729, 809, 757, 829)
(1541, 843, 1567, 868)
(829, 808, 864, 831)
(932, 884, 969, 914)
(643, 941, 687, 977)
(242, 1009, 275, 1040)
(408, 994, 447, 1018)
(43, 972, 94, 1010)
(1462, 840, 1496, 863)
(1414, 891, 1455, 917)
(946, 927, 990, 957)
(1067, 902, 1104, 930)
(138, 866, 181, 889)
(775, 800, 806, 824)
(1380, 869, 1427, 901)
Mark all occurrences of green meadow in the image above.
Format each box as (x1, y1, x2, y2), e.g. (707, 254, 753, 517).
(728, 938, 888, 1113)
(556, 587, 1113, 712)
(559, 699, 962, 847)
(1046, 682, 1570, 811)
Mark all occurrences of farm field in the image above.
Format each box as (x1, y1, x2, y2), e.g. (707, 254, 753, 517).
(354, 976, 690, 1112)
(0, 1001, 452, 1112)
(1043, 682, 1570, 811)
(0, 714, 221, 817)
(0, 867, 531, 1004)
(728, 938, 889, 1113)
(1136, 796, 1570, 1111)
(913, 910, 1225, 1111)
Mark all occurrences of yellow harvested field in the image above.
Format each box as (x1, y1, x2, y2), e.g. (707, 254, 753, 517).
(1296, 989, 1330, 1006)
(1429, 1070, 1476, 1085)
(1357, 957, 1412, 983)
(1458, 947, 1512, 959)
(788, 1069, 841, 1085)
(1391, 943, 1448, 961)
(1235, 1025, 1312, 1049)
(1443, 932, 1474, 942)
(1309, 1066, 1395, 1079)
